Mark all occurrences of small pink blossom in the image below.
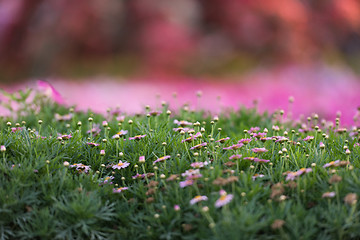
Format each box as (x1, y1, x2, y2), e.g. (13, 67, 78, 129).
(252, 148, 268, 153)
(238, 138, 252, 144)
(303, 136, 314, 142)
(113, 187, 128, 193)
(87, 142, 100, 147)
(174, 119, 193, 126)
(215, 137, 230, 143)
(112, 130, 128, 138)
(215, 190, 233, 208)
(252, 174, 265, 180)
(190, 161, 209, 168)
(112, 160, 130, 169)
(190, 142, 207, 150)
(179, 180, 194, 188)
(229, 154, 242, 160)
(181, 132, 202, 143)
(248, 127, 260, 133)
(223, 143, 243, 150)
(285, 168, 312, 181)
(190, 195, 208, 205)
(70, 163, 91, 173)
(322, 192, 336, 198)
(174, 205, 180, 211)
(129, 135, 147, 140)
(153, 155, 171, 164)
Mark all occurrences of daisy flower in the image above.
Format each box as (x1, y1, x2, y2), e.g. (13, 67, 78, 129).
(285, 168, 312, 181)
(215, 190, 233, 208)
(112, 130, 128, 138)
(101, 176, 115, 185)
(322, 192, 335, 198)
(59, 134, 72, 140)
(87, 142, 100, 147)
(215, 137, 230, 143)
(87, 124, 101, 136)
(248, 127, 260, 133)
(153, 155, 171, 164)
(252, 148, 268, 153)
(113, 187, 128, 193)
(174, 119, 193, 126)
(238, 138, 252, 144)
(181, 132, 202, 143)
(252, 132, 267, 139)
(223, 143, 243, 150)
(55, 113, 73, 121)
(229, 154, 242, 160)
(70, 163, 91, 173)
(252, 174, 265, 180)
(190, 195, 208, 205)
(190, 142, 207, 150)
(190, 161, 209, 168)
(323, 160, 349, 168)
(253, 158, 270, 163)
(274, 136, 289, 143)
(179, 180, 194, 188)
(129, 135, 147, 140)
(173, 127, 192, 133)
(112, 160, 130, 170)
(181, 169, 200, 177)
(303, 136, 314, 142)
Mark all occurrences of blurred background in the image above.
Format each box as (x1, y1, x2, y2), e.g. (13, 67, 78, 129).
(0, 0, 360, 123)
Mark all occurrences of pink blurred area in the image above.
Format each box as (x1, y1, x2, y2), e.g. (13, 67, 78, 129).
(1, 64, 358, 125)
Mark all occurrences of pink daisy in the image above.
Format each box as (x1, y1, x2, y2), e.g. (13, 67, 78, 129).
(112, 160, 130, 170)
(223, 143, 244, 150)
(238, 138, 252, 144)
(322, 192, 336, 198)
(174, 119, 193, 126)
(153, 155, 171, 164)
(229, 154, 242, 160)
(252, 148, 268, 153)
(190, 195, 208, 205)
(190, 142, 207, 150)
(113, 187, 128, 193)
(215, 137, 230, 143)
(190, 161, 209, 168)
(112, 130, 128, 138)
(215, 190, 233, 208)
(129, 135, 147, 140)
(179, 180, 194, 188)
(252, 174, 265, 180)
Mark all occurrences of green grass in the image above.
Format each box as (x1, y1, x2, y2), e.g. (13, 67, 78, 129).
(0, 89, 360, 240)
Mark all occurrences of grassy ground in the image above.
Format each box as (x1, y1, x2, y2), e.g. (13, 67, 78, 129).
(1, 89, 360, 240)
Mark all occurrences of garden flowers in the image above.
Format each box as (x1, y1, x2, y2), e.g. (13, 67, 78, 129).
(285, 168, 312, 181)
(190, 195, 208, 205)
(129, 135, 147, 140)
(112, 160, 130, 169)
(153, 155, 171, 164)
(215, 190, 233, 208)
(113, 187, 128, 193)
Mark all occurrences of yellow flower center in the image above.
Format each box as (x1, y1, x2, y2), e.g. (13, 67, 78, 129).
(117, 163, 124, 166)
(219, 195, 227, 201)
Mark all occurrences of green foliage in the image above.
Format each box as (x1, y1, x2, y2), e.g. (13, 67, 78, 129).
(0, 89, 360, 239)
